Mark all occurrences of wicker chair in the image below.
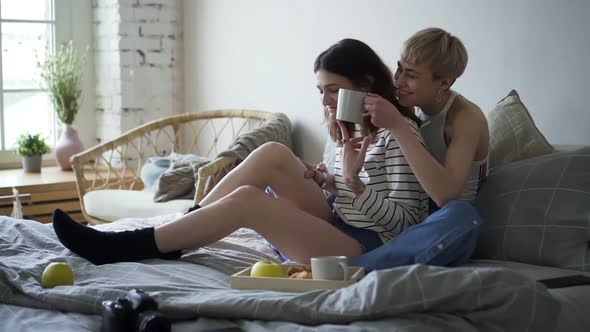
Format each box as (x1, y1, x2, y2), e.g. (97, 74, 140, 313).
(71, 110, 276, 224)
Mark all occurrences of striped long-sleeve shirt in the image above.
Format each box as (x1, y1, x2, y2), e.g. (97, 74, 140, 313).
(332, 118, 429, 244)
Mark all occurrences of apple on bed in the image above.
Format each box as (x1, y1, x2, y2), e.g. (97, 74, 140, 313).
(41, 262, 75, 288)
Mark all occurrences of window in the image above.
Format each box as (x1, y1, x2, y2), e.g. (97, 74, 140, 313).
(1, 0, 56, 152)
(0, 0, 92, 168)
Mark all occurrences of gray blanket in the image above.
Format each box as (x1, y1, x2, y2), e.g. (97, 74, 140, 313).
(154, 154, 211, 202)
(0, 216, 560, 331)
(202, 112, 292, 196)
(218, 112, 292, 162)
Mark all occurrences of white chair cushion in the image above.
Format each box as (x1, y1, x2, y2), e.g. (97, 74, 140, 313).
(84, 189, 194, 222)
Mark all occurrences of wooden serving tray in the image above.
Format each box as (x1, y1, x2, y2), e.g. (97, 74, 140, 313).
(230, 264, 365, 293)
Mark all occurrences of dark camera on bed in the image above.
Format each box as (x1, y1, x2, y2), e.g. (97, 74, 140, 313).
(101, 289, 171, 332)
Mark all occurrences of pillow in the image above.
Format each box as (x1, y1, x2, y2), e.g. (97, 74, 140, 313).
(154, 154, 211, 202)
(140, 155, 173, 191)
(487, 90, 554, 169)
(474, 146, 590, 272)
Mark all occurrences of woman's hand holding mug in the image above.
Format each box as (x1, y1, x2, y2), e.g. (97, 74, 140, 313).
(363, 93, 405, 131)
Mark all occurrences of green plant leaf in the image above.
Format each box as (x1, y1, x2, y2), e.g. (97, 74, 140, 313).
(37, 40, 86, 126)
(13, 133, 51, 157)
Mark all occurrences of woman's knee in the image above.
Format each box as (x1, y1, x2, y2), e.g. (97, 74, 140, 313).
(222, 185, 272, 225)
(223, 185, 267, 206)
(253, 142, 295, 164)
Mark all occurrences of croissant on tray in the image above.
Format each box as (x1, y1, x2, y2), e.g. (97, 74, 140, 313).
(287, 265, 312, 279)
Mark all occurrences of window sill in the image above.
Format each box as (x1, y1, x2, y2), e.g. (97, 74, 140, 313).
(0, 158, 57, 171)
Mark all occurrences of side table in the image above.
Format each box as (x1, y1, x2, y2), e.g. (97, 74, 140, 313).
(0, 167, 85, 223)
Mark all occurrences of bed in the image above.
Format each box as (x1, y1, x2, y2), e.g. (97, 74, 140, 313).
(0, 214, 565, 332)
(2, 90, 589, 331)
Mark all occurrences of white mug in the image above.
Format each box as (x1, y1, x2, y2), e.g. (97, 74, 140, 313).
(336, 88, 369, 124)
(311, 256, 349, 281)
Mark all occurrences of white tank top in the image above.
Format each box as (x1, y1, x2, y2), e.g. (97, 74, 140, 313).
(417, 91, 489, 202)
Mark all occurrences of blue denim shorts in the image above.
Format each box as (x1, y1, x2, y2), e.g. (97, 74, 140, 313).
(331, 216, 383, 253)
(267, 189, 382, 261)
(328, 195, 383, 253)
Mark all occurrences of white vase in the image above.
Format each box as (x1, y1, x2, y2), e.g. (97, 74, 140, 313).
(55, 125, 85, 171)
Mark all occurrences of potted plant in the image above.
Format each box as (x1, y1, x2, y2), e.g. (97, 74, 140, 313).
(14, 133, 51, 173)
(37, 40, 86, 170)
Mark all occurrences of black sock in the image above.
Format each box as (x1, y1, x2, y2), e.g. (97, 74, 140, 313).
(185, 204, 202, 214)
(52, 209, 181, 265)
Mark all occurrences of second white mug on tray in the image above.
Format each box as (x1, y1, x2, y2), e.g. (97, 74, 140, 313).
(311, 256, 349, 281)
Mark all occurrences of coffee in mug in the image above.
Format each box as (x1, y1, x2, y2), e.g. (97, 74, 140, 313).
(336, 88, 369, 124)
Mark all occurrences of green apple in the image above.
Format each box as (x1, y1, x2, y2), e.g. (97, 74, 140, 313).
(41, 262, 75, 288)
(250, 260, 285, 278)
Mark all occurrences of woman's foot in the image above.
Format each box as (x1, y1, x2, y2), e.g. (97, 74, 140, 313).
(52, 209, 181, 265)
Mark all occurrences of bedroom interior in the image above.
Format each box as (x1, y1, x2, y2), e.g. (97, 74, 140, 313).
(1, 0, 589, 331)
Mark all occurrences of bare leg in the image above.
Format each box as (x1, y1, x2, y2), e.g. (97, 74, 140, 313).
(156, 186, 363, 262)
(51, 153, 354, 266)
(199, 142, 331, 221)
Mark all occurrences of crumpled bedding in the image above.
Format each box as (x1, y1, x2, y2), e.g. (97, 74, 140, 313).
(0, 215, 560, 331)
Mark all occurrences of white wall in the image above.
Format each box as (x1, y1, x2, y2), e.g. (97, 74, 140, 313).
(184, 0, 590, 161)
(92, 0, 183, 144)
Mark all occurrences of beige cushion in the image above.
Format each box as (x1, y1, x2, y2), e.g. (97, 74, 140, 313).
(487, 90, 554, 169)
(84, 189, 194, 222)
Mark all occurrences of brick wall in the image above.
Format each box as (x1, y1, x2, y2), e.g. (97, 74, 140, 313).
(92, 0, 183, 143)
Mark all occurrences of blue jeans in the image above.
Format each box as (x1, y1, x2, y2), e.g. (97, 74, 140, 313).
(324, 194, 382, 253)
(351, 200, 482, 272)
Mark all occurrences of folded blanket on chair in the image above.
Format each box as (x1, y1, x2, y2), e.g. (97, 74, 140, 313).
(204, 112, 292, 193)
(219, 112, 292, 162)
(154, 154, 212, 202)
(154, 113, 291, 201)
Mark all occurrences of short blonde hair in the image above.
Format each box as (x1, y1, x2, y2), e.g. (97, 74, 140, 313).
(401, 27, 468, 80)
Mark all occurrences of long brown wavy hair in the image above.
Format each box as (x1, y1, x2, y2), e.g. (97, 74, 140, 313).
(314, 39, 420, 142)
